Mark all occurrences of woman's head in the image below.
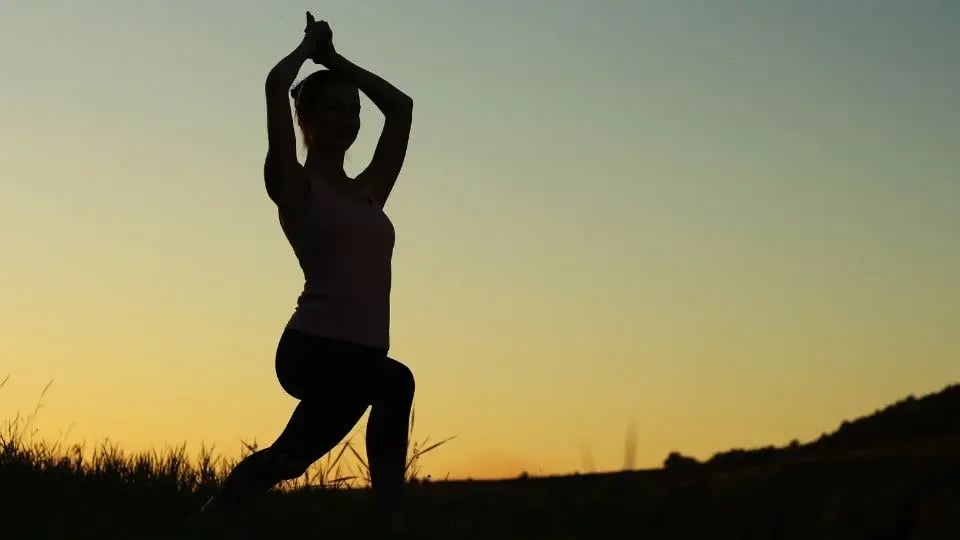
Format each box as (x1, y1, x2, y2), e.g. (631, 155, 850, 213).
(291, 70, 360, 152)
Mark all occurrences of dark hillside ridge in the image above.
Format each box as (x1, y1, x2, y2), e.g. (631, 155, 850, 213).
(664, 383, 960, 474)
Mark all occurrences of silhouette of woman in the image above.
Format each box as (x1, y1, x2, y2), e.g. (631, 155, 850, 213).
(200, 11, 415, 531)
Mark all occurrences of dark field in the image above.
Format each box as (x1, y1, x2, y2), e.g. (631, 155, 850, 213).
(3, 437, 959, 539)
(3, 383, 960, 539)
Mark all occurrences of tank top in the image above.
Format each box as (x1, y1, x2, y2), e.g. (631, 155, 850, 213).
(279, 173, 395, 350)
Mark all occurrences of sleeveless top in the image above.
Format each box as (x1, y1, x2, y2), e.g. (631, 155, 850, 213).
(279, 173, 395, 350)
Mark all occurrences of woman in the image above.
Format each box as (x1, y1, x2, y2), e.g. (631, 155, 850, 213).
(201, 11, 415, 530)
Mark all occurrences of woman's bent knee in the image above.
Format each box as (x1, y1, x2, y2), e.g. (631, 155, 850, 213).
(384, 358, 415, 402)
(266, 447, 309, 481)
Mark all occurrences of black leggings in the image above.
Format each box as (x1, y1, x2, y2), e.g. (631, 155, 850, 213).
(216, 328, 415, 506)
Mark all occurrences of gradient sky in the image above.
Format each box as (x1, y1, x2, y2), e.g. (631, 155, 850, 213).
(1, 1, 958, 480)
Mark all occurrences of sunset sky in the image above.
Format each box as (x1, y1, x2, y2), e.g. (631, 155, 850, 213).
(1, 1, 958, 480)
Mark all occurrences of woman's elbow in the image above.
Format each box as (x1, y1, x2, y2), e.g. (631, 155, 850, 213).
(393, 95, 413, 118)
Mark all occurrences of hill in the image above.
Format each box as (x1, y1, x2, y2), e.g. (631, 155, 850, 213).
(664, 383, 960, 475)
(2, 383, 959, 538)
(813, 383, 960, 449)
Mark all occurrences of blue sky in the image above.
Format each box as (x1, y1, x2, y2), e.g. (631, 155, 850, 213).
(1, 1, 957, 478)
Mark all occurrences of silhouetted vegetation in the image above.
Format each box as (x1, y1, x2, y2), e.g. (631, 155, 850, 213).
(2, 380, 960, 538)
(814, 384, 960, 450)
(663, 451, 701, 473)
(662, 383, 960, 477)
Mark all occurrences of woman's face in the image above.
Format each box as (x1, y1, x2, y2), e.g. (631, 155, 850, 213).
(309, 81, 361, 151)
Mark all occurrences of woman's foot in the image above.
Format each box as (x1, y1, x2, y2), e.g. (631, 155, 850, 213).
(373, 503, 415, 539)
(388, 508, 408, 535)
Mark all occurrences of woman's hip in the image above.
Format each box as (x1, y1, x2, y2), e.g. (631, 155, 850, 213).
(274, 327, 388, 400)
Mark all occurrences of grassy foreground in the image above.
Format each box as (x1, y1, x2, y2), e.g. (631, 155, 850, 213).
(3, 381, 960, 538)
(3, 432, 960, 539)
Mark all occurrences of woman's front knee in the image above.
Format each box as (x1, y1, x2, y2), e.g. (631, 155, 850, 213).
(385, 358, 415, 401)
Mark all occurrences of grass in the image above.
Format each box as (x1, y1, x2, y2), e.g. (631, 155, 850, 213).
(0, 378, 452, 493)
(1, 376, 458, 538)
(3, 377, 960, 539)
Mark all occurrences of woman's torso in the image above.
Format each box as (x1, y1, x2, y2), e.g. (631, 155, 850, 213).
(279, 173, 395, 350)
